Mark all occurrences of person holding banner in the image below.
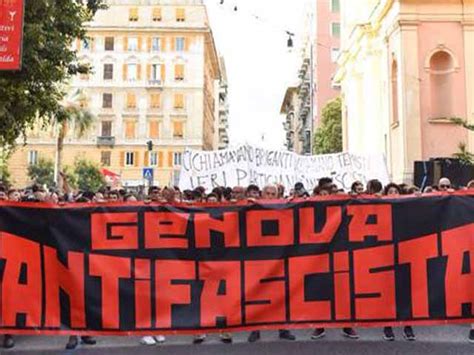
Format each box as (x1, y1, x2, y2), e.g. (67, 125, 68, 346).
(247, 185, 297, 343)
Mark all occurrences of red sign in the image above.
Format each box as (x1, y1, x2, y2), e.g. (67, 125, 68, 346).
(0, 0, 24, 71)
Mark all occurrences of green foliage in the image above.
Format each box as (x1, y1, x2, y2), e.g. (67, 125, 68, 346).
(0, 164, 12, 188)
(453, 142, 474, 165)
(0, 0, 106, 147)
(27, 158, 55, 187)
(73, 159, 105, 192)
(450, 117, 474, 131)
(313, 97, 343, 155)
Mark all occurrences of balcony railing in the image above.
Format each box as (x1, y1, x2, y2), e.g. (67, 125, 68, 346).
(97, 136, 115, 147)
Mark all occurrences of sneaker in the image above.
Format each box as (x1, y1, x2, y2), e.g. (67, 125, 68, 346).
(469, 329, 474, 343)
(383, 327, 395, 341)
(248, 331, 261, 343)
(342, 328, 359, 339)
(140, 336, 157, 346)
(3, 335, 14, 349)
(220, 333, 233, 344)
(65, 336, 79, 350)
(193, 334, 207, 344)
(81, 336, 96, 345)
(154, 335, 166, 344)
(311, 328, 326, 340)
(403, 326, 416, 341)
(279, 329, 296, 341)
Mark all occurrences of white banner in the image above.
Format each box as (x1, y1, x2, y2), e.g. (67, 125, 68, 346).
(179, 145, 389, 192)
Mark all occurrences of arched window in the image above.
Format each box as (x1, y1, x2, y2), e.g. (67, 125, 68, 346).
(429, 51, 454, 118)
(391, 59, 399, 124)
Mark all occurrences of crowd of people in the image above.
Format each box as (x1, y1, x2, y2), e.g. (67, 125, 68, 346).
(1, 176, 474, 349)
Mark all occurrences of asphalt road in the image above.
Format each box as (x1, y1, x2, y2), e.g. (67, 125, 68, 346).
(3, 325, 473, 355)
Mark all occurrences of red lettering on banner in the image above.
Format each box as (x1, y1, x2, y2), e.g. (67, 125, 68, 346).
(354, 245, 396, 320)
(289, 255, 331, 321)
(91, 213, 138, 250)
(299, 206, 341, 244)
(442, 223, 474, 317)
(155, 260, 195, 328)
(43, 247, 86, 328)
(194, 212, 240, 248)
(145, 212, 189, 249)
(199, 261, 241, 327)
(89, 255, 131, 329)
(334, 251, 351, 320)
(347, 205, 392, 242)
(246, 210, 294, 247)
(244, 260, 286, 323)
(399, 234, 438, 318)
(0, 233, 42, 327)
(134, 259, 152, 329)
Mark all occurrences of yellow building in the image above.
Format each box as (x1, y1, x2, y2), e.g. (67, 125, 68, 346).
(8, 0, 221, 188)
(335, 0, 474, 183)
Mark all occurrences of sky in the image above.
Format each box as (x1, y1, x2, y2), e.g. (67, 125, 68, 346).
(204, 0, 311, 150)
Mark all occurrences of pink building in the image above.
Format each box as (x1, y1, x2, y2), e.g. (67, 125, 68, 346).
(336, 0, 474, 183)
(314, 0, 341, 125)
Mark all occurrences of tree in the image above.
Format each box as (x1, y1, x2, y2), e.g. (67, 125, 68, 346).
(56, 91, 95, 191)
(27, 158, 55, 187)
(0, 149, 12, 187)
(0, 0, 106, 147)
(450, 118, 474, 165)
(74, 159, 105, 192)
(313, 97, 343, 155)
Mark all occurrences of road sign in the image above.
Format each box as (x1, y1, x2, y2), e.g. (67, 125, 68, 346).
(143, 168, 154, 181)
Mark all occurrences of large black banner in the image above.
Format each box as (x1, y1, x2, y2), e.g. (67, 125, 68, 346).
(0, 193, 473, 335)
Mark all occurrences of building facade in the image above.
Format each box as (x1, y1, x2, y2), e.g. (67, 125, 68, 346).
(8, 0, 221, 188)
(216, 56, 229, 150)
(314, 0, 341, 124)
(336, 0, 474, 183)
(280, 87, 300, 152)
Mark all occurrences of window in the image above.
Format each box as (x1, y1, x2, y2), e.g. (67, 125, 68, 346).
(331, 22, 341, 37)
(127, 63, 137, 80)
(129, 7, 138, 22)
(126, 93, 137, 108)
(173, 121, 184, 138)
(28, 150, 38, 165)
(103, 64, 113, 80)
(176, 37, 185, 52)
(175, 64, 185, 81)
(102, 93, 113, 108)
(331, 0, 340, 12)
(152, 8, 162, 21)
(101, 121, 112, 136)
(391, 60, 399, 125)
(128, 37, 138, 51)
(331, 48, 340, 63)
(125, 152, 135, 166)
(101, 151, 111, 166)
(105, 37, 114, 51)
(150, 152, 158, 166)
(124, 121, 136, 139)
(82, 39, 91, 51)
(150, 93, 161, 109)
(430, 51, 455, 119)
(149, 120, 159, 138)
(174, 152, 182, 166)
(150, 64, 161, 81)
(151, 37, 161, 52)
(174, 93, 185, 109)
(176, 8, 185, 22)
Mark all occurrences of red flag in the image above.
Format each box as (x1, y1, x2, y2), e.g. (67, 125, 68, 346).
(0, 0, 25, 71)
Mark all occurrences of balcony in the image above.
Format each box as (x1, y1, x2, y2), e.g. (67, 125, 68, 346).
(97, 136, 115, 147)
(147, 79, 163, 87)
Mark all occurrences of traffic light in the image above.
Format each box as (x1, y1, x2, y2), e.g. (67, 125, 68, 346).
(147, 140, 153, 151)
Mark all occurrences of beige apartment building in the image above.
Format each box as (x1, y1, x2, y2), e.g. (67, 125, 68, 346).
(8, 0, 221, 187)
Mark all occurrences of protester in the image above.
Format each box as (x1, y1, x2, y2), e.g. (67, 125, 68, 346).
(3, 175, 474, 348)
